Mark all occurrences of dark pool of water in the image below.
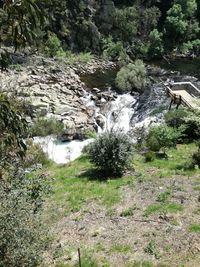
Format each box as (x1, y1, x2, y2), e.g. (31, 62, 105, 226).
(80, 68, 118, 89)
(152, 57, 200, 79)
(80, 58, 200, 90)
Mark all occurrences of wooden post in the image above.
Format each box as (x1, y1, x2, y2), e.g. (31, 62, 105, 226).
(169, 99, 173, 111)
(78, 248, 82, 267)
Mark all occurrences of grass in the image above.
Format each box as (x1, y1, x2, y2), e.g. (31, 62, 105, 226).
(110, 244, 132, 253)
(188, 224, 200, 233)
(144, 203, 183, 216)
(120, 206, 138, 217)
(134, 143, 198, 178)
(157, 190, 171, 203)
(51, 155, 135, 213)
(47, 143, 200, 266)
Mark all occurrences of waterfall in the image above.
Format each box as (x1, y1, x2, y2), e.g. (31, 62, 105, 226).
(34, 80, 170, 164)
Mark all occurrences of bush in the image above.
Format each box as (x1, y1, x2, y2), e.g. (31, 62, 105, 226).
(148, 29, 164, 58)
(24, 139, 50, 167)
(44, 31, 63, 57)
(30, 118, 64, 137)
(164, 108, 188, 128)
(102, 37, 125, 61)
(115, 60, 147, 93)
(87, 131, 134, 177)
(146, 125, 181, 151)
(144, 151, 156, 162)
(0, 170, 50, 266)
(165, 109, 200, 143)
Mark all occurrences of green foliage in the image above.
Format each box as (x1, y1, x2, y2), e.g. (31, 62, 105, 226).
(120, 206, 137, 217)
(84, 130, 97, 139)
(30, 118, 64, 137)
(145, 203, 183, 216)
(192, 145, 200, 167)
(0, 170, 50, 267)
(113, 7, 138, 42)
(75, 250, 99, 267)
(44, 31, 63, 57)
(0, 94, 28, 170)
(24, 139, 50, 167)
(148, 29, 164, 58)
(157, 190, 171, 203)
(144, 151, 156, 162)
(102, 37, 125, 61)
(115, 60, 147, 93)
(146, 125, 181, 151)
(87, 131, 134, 177)
(165, 109, 188, 128)
(2, 0, 43, 50)
(164, 0, 200, 51)
(64, 51, 94, 65)
(188, 224, 200, 233)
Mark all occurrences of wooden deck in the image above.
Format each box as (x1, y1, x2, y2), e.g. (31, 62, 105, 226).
(165, 82, 200, 110)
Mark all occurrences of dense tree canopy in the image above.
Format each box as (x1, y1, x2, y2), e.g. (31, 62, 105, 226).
(0, 0, 199, 57)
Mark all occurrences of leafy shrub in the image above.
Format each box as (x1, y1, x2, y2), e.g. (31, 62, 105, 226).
(192, 142, 200, 167)
(44, 31, 63, 57)
(65, 51, 94, 65)
(115, 60, 147, 93)
(0, 170, 50, 266)
(146, 125, 181, 151)
(164, 108, 188, 128)
(144, 151, 156, 162)
(30, 118, 64, 137)
(102, 37, 125, 61)
(165, 109, 200, 142)
(24, 139, 50, 167)
(148, 29, 164, 58)
(87, 131, 134, 177)
(146, 135, 161, 152)
(181, 111, 200, 141)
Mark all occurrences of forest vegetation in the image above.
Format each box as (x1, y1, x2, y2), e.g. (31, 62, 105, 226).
(0, 0, 200, 266)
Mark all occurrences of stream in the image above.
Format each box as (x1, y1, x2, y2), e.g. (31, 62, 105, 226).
(35, 58, 200, 164)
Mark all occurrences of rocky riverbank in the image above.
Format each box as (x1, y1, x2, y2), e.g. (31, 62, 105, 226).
(0, 55, 117, 141)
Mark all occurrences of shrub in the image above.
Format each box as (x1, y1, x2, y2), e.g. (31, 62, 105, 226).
(44, 31, 63, 57)
(148, 29, 164, 58)
(24, 139, 50, 167)
(146, 125, 181, 151)
(0, 170, 50, 266)
(63, 51, 94, 65)
(144, 151, 156, 162)
(164, 108, 188, 128)
(87, 131, 134, 177)
(30, 118, 64, 137)
(192, 142, 200, 167)
(115, 60, 147, 93)
(102, 37, 125, 61)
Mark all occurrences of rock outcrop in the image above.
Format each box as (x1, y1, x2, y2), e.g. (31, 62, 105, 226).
(0, 56, 116, 141)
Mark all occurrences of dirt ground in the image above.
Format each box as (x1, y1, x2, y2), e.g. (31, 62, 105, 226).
(48, 173, 200, 267)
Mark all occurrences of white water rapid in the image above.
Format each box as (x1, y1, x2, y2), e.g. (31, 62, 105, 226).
(34, 79, 169, 164)
(34, 92, 138, 164)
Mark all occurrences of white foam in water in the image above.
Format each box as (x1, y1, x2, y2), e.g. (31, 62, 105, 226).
(34, 136, 94, 164)
(105, 94, 136, 132)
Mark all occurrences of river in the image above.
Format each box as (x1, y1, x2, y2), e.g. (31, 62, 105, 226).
(35, 58, 200, 164)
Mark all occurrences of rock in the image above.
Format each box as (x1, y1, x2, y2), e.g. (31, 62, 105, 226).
(89, 226, 106, 237)
(96, 115, 105, 129)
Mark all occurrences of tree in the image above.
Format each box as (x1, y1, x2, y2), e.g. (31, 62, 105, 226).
(164, 0, 200, 51)
(1, 0, 43, 51)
